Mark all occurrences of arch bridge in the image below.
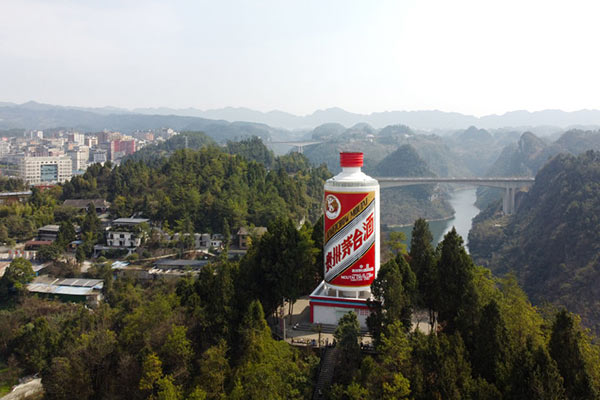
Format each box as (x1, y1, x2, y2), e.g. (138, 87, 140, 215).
(268, 141, 323, 154)
(375, 177, 535, 215)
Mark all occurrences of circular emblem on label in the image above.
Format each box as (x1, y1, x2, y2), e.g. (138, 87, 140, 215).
(325, 194, 341, 220)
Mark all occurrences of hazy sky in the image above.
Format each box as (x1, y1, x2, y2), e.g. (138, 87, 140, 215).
(1, 0, 599, 116)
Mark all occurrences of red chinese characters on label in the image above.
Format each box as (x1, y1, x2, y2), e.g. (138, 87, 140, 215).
(324, 212, 374, 273)
(324, 190, 376, 287)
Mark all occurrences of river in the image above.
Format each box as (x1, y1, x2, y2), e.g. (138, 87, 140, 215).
(390, 187, 480, 252)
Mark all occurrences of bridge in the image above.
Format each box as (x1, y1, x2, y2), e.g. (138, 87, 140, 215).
(268, 141, 323, 154)
(375, 177, 535, 215)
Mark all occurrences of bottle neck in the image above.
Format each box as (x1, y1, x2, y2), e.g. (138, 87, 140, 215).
(341, 167, 361, 173)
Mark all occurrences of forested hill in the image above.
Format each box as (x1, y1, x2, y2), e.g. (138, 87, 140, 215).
(374, 144, 435, 177)
(123, 131, 215, 164)
(469, 150, 600, 333)
(485, 132, 554, 177)
(127, 134, 277, 169)
(62, 144, 330, 232)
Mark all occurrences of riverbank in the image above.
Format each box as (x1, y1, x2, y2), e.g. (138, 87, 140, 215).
(388, 188, 480, 252)
(384, 215, 455, 229)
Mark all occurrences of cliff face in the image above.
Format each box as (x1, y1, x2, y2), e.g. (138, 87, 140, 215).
(469, 150, 600, 333)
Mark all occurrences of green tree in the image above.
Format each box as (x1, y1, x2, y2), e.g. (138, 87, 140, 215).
(44, 357, 93, 400)
(111, 195, 131, 218)
(549, 310, 597, 399)
(81, 203, 102, 255)
(156, 375, 182, 400)
(378, 321, 411, 399)
(76, 245, 86, 264)
(384, 231, 407, 261)
(0, 223, 15, 246)
(409, 218, 438, 330)
(178, 261, 236, 350)
(343, 382, 370, 399)
(469, 378, 502, 400)
(188, 387, 208, 400)
(436, 228, 477, 334)
(241, 218, 318, 320)
(12, 317, 58, 373)
(57, 220, 77, 249)
(334, 312, 362, 383)
(472, 300, 509, 387)
(81, 203, 102, 239)
(36, 243, 62, 262)
(311, 215, 324, 284)
(507, 338, 566, 400)
(367, 255, 416, 342)
(196, 339, 229, 400)
(0, 257, 35, 299)
(29, 186, 45, 208)
(140, 352, 163, 393)
(232, 300, 314, 399)
(408, 332, 473, 400)
(70, 329, 117, 397)
(161, 324, 193, 384)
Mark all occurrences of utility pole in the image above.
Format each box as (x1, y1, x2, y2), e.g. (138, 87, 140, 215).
(318, 323, 322, 348)
(281, 297, 286, 341)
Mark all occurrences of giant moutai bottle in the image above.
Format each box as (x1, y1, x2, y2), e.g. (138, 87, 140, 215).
(323, 152, 380, 293)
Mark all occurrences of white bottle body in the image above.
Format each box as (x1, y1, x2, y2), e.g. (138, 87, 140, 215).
(323, 167, 380, 293)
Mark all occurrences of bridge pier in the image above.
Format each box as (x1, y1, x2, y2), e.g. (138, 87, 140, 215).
(502, 186, 516, 215)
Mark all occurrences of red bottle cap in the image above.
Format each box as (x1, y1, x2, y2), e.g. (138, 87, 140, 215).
(340, 152, 363, 167)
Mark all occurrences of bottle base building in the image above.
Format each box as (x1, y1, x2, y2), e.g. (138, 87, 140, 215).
(309, 281, 372, 328)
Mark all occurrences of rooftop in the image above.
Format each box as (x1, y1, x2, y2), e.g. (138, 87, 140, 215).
(25, 240, 53, 246)
(154, 259, 209, 269)
(237, 226, 268, 235)
(0, 191, 32, 197)
(112, 218, 149, 225)
(63, 198, 110, 209)
(27, 276, 104, 296)
(38, 225, 60, 232)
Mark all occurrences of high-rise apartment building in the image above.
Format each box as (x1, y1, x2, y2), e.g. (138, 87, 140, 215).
(17, 155, 72, 185)
(108, 138, 136, 160)
(67, 132, 85, 145)
(67, 146, 90, 171)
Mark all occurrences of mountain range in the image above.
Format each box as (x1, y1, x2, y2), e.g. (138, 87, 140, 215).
(3, 101, 600, 131)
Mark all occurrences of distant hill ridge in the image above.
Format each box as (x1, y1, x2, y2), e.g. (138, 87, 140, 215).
(485, 129, 600, 178)
(3, 101, 600, 131)
(475, 128, 600, 208)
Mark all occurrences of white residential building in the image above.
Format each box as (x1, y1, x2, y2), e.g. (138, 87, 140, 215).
(17, 155, 72, 184)
(0, 140, 10, 156)
(107, 231, 141, 248)
(92, 149, 107, 164)
(68, 132, 85, 145)
(67, 146, 90, 171)
(106, 218, 150, 248)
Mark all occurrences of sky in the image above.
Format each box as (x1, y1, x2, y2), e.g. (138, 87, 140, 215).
(1, 0, 600, 116)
